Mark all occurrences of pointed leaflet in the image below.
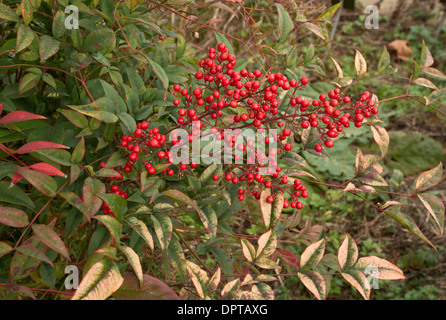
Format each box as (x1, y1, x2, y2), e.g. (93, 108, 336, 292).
(0, 242, 13, 258)
(94, 215, 122, 248)
(241, 239, 256, 262)
(341, 269, 370, 300)
(255, 257, 281, 270)
(21, 0, 33, 25)
(385, 210, 436, 250)
(370, 125, 389, 159)
(256, 230, 277, 259)
(82, 177, 105, 220)
(208, 267, 221, 291)
(10, 236, 45, 281)
(413, 162, 443, 193)
(15, 244, 53, 267)
(354, 256, 404, 280)
(97, 193, 127, 222)
(338, 235, 358, 270)
(112, 273, 180, 300)
(318, 1, 342, 21)
(15, 168, 57, 197)
(420, 39, 434, 68)
(200, 206, 218, 240)
(275, 3, 294, 45)
(71, 136, 85, 163)
(120, 245, 143, 288)
(298, 271, 326, 300)
(60, 109, 88, 128)
(125, 217, 154, 251)
(16, 141, 68, 154)
(67, 98, 119, 123)
(18, 72, 40, 96)
(39, 35, 60, 63)
(185, 260, 209, 299)
(52, 10, 65, 38)
(72, 259, 124, 300)
(427, 88, 446, 105)
(16, 24, 35, 54)
(29, 162, 66, 177)
(83, 28, 116, 54)
(260, 188, 284, 229)
(355, 50, 367, 77)
(160, 189, 200, 215)
(300, 238, 326, 269)
(275, 249, 300, 271)
(418, 193, 445, 235)
(0, 3, 19, 22)
(147, 57, 169, 91)
(221, 278, 240, 299)
(151, 213, 172, 251)
(0, 182, 34, 209)
(32, 223, 70, 261)
(0, 207, 29, 228)
(0, 111, 46, 124)
(378, 46, 390, 72)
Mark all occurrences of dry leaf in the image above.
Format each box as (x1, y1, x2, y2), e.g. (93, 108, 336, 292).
(388, 39, 413, 60)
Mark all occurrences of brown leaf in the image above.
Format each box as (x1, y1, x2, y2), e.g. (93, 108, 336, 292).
(388, 39, 413, 61)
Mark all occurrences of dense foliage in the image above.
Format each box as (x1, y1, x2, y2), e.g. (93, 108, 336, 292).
(0, 0, 445, 300)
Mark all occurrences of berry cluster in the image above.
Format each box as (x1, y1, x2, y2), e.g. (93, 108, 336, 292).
(107, 43, 379, 211)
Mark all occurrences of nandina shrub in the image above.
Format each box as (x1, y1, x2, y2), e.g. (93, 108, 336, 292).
(0, 0, 444, 300)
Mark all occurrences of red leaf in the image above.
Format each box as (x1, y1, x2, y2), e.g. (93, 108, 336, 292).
(0, 103, 3, 115)
(275, 249, 300, 270)
(11, 171, 23, 185)
(0, 111, 46, 124)
(16, 141, 69, 154)
(29, 162, 66, 177)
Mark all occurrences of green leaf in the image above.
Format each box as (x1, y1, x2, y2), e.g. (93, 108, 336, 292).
(52, 10, 65, 38)
(97, 193, 127, 222)
(67, 98, 119, 123)
(413, 162, 443, 193)
(300, 239, 326, 269)
(259, 188, 284, 229)
(16, 243, 53, 267)
(256, 230, 277, 259)
(42, 73, 56, 89)
(60, 109, 89, 128)
(105, 151, 127, 169)
(39, 35, 60, 63)
(298, 271, 326, 300)
(120, 245, 143, 288)
(384, 210, 436, 250)
(72, 259, 124, 300)
(21, 0, 33, 25)
(412, 77, 438, 90)
(0, 3, 20, 22)
(16, 168, 57, 197)
(200, 206, 218, 240)
(18, 72, 41, 96)
(422, 67, 446, 80)
(94, 215, 122, 248)
(16, 24, 35, 54)
(300, 22, 326, 41)
(147, 57, 169, 91)
(0, 207, 29, 228)
(185, 260, 208, 299)
(160, 189, 200, 216)
(10, 236, 44, 281)
(418, 193, 445, 235)
(31, 223, 70, 261)
(199, 163, 220, 186)
(71, 136, 85, 163)
(84, 28, 116, 54)
(318, 1, 342, 21)
(213, 30, 234, 55)
(125, 217, 154, 251)
(337, 235, 358, 270)
(378, 46, 390, 72)
(275, 3, 294, 45)
(0, 241, 13, 258)
(151, 213, 172, 251)
(0, 182, 34, 209)
(118, 113, 137, 136)
(140, 171, 156, 192)
(113, 272, 180, 300)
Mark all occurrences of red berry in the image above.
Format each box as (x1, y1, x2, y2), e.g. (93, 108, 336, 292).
(266, 195, 274, 203)
(315, 144, 323, 152)
(99, 162, 106, 168)
(212, 174, 219, 181)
